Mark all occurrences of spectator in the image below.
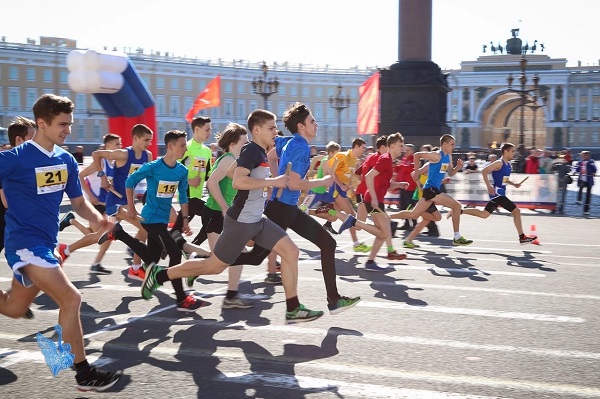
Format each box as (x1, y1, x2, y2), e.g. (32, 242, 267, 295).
(538, 150, 553, 174)
(524, 149, 540, 174)
(551, 154, 572, 214)
(485, 153, 498, 167)
(575, 150, 597, 215)
(72, 145, 85, 164)
(464, 155, 479, 174)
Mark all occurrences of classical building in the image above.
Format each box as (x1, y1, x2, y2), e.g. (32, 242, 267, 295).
(1, 35, 599, 155)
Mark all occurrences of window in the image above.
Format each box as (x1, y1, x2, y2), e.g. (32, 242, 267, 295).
(225, 100, 232, 116)
(349, 103, 358, 120)
(184, 79, 192, 91)
(313, 102, 324, 120)
(567, 87, 575, 98)
(579, 130, 586, 145)
(568, 106, 575, 120)
(9, 67, 18, 80)
(156, 95, 166, 114)
(238, 100, 245, 118)
(593, 86, 600, 96)
(59, 89, 70, 99)
(237, 82, 245, 94)
(327, 106, 335, 121)
(171, 78, 179, 90)
(592, 131, 599, 144)
(76, 124, 85, 139)
(26, 89, 38, 108)
(8, 88, 20, 109)
(327, 87, 334, 97)
(351, 87, 358, 99)
(26, 68, 36, 81)
(568, 130, 574, 145)
(91, 96, 102, 110)
(198, 80, 206, 91)
(315, 87, 323, 97)
(184, 97, 193, 114)
(579, 104, 588, 120)
(593, 103, 600, 120)
(290, 86, 297, 96)
(302, 87, 309, 97)
(156, 77, 165, 90)
(249, 100, 258, 112)
(225, 81, 232, 94)
(60, 70, 68, 84)
(43, 69, 52, 83)
(278, 102, 286, 119)
(76, 94, 86, 111)
(278, 85, 286, 96)
(93, 124, 101, 139)
(170, 97, 179, 116)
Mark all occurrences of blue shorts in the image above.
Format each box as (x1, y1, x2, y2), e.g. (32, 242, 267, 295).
(330, 183, 347, 199)
(5, 245, 61, 287)
(105, 203, 124, 217)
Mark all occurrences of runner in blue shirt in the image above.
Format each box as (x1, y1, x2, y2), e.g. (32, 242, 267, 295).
(449, 142, 537, 244)
(0, 94, 121, 392)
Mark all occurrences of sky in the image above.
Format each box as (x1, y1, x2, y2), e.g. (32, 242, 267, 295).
(1, 0, 598, 70)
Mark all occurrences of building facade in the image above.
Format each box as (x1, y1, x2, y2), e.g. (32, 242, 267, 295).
(1, 36, 599, 155)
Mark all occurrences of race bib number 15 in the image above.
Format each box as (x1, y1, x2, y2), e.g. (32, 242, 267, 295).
(35, 164, 68, 194)
(157, 180, 178, 198)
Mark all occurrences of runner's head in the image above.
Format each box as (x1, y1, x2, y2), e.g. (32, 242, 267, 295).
(131, 124, 153, 151)
(8, 116, 35, 147)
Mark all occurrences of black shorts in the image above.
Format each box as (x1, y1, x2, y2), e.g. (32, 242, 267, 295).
(426, 203, 438, 214)
(93, 204, 106, 215)
(484, 196, 516, 213)
(201, 206, 224, 234)
(423, 187, 442, 201)
(364, 202, 384, 214)
(355, 194, 364, 203)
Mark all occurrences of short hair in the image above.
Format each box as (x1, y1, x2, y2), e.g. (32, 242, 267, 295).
(326, 141, 341, 154)
(404, 143, 415, 152)
(103, 133, 121, 144)
(216, 122, 248, 151)
(191, 116, 211, 130)
(375, 135, 388, 149)
(247, 109, 276, 133)
(440, 134, 455, 145)
(132, 124, 153, 138)
(164, 129, 187, 146)
(32, 94, 74, 127)
(351, 138, 366, 148)
(501, 142, 515, 154)
(7, 116, 35, 147)
(386, 132, 404, 147)
(283, 102, 310, 134)
(421, 144, 433, 152)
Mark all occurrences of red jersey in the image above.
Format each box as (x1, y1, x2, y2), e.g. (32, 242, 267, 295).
(394, 154, 417, 191)
(365, 152, 394, 203)
(355, 152, 381, 195)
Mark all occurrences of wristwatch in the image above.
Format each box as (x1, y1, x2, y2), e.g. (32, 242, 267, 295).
(97, 171, 106, 177)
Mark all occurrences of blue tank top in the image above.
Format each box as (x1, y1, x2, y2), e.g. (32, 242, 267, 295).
(424, 151, 450, 189)
(491, 160, 512, 197)
(106, 147, 149, 207)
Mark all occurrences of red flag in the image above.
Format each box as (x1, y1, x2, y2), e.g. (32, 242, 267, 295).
(185, 76, 221, 123)
(357, 72, 380, 135)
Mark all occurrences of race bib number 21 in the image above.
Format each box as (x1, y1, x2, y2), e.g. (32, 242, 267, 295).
(35, 164, 68, 194)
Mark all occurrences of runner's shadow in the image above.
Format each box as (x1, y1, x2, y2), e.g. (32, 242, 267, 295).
(416, 249, 490, 282)
(453, 249, 557, 272)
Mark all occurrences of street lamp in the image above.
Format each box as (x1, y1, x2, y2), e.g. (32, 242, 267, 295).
(506, 56, 545, 148)
(329, 83, 350, 145)
(251, 61, 279, 110)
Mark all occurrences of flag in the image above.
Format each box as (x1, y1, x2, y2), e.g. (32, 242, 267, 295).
(185, 76, 221, 123)
(357, 72, 380, 135)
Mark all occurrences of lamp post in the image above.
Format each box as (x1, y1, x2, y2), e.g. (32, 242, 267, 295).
(506, 56, 545, 148)
(251, 61, 279, 110)
(329, 83, 350, 145)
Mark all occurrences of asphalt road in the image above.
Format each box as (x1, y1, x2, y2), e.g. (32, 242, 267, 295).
(0, 196, 599, 399)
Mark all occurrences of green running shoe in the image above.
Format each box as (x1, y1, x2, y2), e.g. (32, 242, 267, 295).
(403, 240, 420, 249)
(453, 236, 473, 246)
(285, 304, 324, 324)
(328, 296, 361, 315)
(141, 262, 164, 299)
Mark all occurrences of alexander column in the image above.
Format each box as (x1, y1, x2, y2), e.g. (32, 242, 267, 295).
(379, 0, 450, 146)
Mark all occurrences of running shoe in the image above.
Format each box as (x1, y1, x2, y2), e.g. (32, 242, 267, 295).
(328, 296, 361, 315)
(127, 266, 145, 281)
(59, 212, 75, 232)
(285, 304, 324, 324)
(387, 251, 407, 261)
(57, 243, 69, 264)
(98, 223, 123, 245)
(519, 235, 538, 244)
(141, 262, 164, 300)
(90, 263, 112, 275)
(365, 260, 386, 272)
(453, 236, 473, 246)
(403, 240, 420, 249)
(264, 272, 282, 284)
(75, 367, 122, 392)
(177, 295, 209, 312)
(338, 215, 356, 234)
(322, 222, 338, 235)
(186, 275, 198, 288)
(222, 295, 254, 309)
(353, 243, 372, 253)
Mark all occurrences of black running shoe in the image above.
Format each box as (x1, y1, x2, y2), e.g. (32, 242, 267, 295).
(75, 367, 122, 392)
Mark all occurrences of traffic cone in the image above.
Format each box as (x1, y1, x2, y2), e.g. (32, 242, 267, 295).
(530, 224, 541, 245)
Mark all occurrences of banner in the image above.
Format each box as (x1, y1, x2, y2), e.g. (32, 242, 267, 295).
(357, 73, 379, 135)
(185, 76, 221, 123)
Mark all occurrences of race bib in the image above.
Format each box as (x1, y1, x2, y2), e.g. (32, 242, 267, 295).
(440, 163, 449, 173)
(192, 157, 207, 173)
(157, 180, 178, 198)
(128, 163, 143, 176)
(502, 176, 510, 184)
(35, 164, 68, 194)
